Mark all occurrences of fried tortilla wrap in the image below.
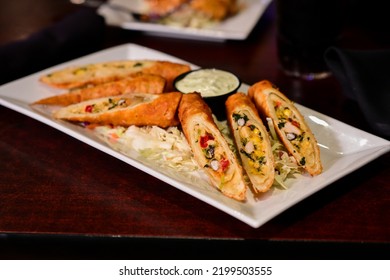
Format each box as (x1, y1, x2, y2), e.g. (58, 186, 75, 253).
(248, 80, 322, 176)
(178, 92, 247, 201)
(39, 60, 191, 91)
(54, 92, 182, 128)
(226, 92, 275, 193)
(34, 73, 166, 106)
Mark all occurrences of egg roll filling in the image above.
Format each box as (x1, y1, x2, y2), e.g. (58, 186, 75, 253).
(232, 111, 269, 176)
(270, 93, 315, 167)
(194, 123, 234, 187)
(70, 95, 156, 115)
(44, 61, 155, 85)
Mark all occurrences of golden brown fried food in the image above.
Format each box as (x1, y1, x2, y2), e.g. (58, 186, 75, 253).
(39, 60, 190, 91)
(34, 73, 166, 106)
(226, 92, 275, 193)
(178, 92, 247, 201)
(54, 92, 182, 128)
(190, 0, 238, 20)
(145, 0, 187, 16)
(248, 80, 323, 176)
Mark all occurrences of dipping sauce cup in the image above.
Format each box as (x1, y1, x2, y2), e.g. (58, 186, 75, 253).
(174, 68, 241, 120)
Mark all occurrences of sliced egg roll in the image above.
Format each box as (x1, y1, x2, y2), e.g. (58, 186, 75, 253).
(34, 73, 166, 106)
(40, 60, 191, 91)
(226, 93, 275, 193)
(54, 92, 182, 128)
(248, 80, 323, 176)
(178, 92, 247, 201)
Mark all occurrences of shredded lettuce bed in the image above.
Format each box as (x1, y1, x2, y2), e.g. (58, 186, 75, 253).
(214, 117, 302, 189)
(266, 118, 302, 189)
(93, 117, 302, 190)
(159, 4, 216, 28)
(94, 125, 199, 172)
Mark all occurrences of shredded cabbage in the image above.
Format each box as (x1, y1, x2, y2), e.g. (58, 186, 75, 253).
(266, 118, 302, 189)
(214, 116, 302, 189)
(94, 125, 199, 172)
(158, 4, 216, 28)
(93, 116, 302, 190)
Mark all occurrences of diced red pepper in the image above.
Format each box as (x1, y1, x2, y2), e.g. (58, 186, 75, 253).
(199, 134, 214, 148)
(291, 120, 300, 128)
(85, 104, 93, 113)
(274, 101, 282, 108)
(220, 158, 230, 172)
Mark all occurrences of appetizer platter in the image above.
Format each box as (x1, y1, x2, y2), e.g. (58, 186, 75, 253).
(97, 0, 273, 41)
(0, 43, 389, 228)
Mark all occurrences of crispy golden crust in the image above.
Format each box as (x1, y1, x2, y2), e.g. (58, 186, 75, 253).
(178, 92, 213, 125)
(190, 0, 238, 20)
(54, 92, 182, 128)
(39, 60, 190, 91)
(145, 0, 187, 16)
(178, 92, 247, 201)
(226, 92, 275, 193)
(34, 73, 166, 106)
(140, 61, 190, 91)
(226, 91, 258, 117)
(248, 80, 323, 176)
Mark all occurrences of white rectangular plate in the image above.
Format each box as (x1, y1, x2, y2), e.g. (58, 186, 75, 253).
(1, 43, 389, 228)
(97, 0, 273, 41)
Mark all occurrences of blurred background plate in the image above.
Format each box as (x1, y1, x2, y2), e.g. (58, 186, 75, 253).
(97, 0, 273, 41)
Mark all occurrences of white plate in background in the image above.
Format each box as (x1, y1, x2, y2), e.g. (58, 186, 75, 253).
(97, 0, 273, 41)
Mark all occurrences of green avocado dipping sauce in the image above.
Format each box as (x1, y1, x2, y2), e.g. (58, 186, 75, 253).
(175, 69, 240, 97)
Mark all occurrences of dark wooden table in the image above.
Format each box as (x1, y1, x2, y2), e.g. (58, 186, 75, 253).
(0, 0, 389, 259)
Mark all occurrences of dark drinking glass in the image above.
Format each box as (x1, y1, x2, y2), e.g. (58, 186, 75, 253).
(276, 0, 346, 80)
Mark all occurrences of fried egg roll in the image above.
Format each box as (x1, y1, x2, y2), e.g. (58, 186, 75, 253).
(248, 80, 322, 176)
(54, 92, 182, 128)
(34, 73, 166, 106)
(226, 92, 275, 192)
(178, 92, 247, 201)
(40, 60, 191, 91)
